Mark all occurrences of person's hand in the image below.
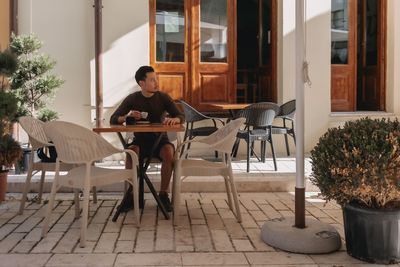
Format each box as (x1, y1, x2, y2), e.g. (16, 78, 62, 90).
(126, 110, 141, 121)
(163, 117, 180, 125)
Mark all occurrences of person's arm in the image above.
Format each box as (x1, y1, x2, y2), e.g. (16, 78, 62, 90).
(163, 94, 185, 125)
(110, 95, 139, 125)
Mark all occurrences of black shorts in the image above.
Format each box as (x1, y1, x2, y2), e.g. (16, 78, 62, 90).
(130, 134, 174, 160)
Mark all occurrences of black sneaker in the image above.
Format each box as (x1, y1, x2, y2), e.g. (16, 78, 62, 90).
(118, 190, 134, 212)
(159, 193, 172, 212)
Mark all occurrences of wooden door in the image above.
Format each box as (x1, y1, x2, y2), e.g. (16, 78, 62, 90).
(357, 0, 386, 111)
(257, 0, 277, 102)
(191, 0, 236, 110)
(150, 0, 189, 101)
(331, 0, 357, 112)
(150, 0, 235, 110)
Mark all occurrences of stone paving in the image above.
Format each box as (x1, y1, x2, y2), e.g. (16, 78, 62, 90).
(0, 192, 390, 266)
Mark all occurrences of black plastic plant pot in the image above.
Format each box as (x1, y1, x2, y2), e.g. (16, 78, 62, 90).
(343, 203, 400, 264)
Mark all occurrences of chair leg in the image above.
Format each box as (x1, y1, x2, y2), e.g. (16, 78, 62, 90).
(37, 170, 46, 203)
(232, 138, 240, 158)
(228, 168, 242, 222)
(223, 176, 233, 210)
(41, 179, 59, 237)
(284, 134, 290, 156)
(246, 138, 251, 173)
(292, 130, 296, 144)
(261, 141, 266, 163)
(172, 167, 181, 226)
(79, 185, 91, 248)
(269, 135, 277, 171)
(74, 190, 80, 219)
(92, 186, 97, 204)
(131, 169, 140, 226)
(19, 164, 34, 215)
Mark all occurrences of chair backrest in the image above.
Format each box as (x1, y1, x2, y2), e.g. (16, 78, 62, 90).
(236, 103, 277, 128)
(178, 100, 207, 123)
(44, 121, 121, 164)
(201, 118, 246, 154)
(277, 99, 296, 118)
(19, 116, 52, 150)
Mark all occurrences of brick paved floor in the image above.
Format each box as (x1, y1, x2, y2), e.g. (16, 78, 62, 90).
(0, 192, 391, 266)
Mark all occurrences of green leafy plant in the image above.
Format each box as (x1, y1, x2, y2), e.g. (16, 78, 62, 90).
(9, 33, 64, 120)
(0, 48, 22, 172)
(310, 117, 400, 209)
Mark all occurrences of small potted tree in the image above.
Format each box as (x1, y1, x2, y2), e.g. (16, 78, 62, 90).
(310, 117, 400, 264)
(0, 48, 22, 202)
(10, 33, 63, 120)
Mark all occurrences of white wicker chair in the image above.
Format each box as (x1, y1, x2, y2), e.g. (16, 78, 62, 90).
(173, 118, 246, 225)
(18, 116, 85, 214)
(41, 121, 140, 247)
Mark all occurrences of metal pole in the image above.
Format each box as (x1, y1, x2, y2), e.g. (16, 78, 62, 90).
(94, 0, 104, 127)
(295, 0, 305, 228)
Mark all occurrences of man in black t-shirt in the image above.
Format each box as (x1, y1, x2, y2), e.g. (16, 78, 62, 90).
(110, 66, 184, 212)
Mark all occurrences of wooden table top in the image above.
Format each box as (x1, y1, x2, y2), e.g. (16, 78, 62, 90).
(206, 103, 251, 110)
(93, 123, 185, 133)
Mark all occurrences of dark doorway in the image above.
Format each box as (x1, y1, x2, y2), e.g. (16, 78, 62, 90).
(356, 0, 383, 111)
(236, 0, 276, 103)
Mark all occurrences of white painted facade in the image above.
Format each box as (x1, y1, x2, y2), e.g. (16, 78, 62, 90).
(16, 0, 400, 153)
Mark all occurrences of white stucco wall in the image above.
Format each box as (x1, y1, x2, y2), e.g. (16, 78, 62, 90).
(18, 0, 150, 128)
(279, 0, 331, 152)
(19, 0, 92, 128)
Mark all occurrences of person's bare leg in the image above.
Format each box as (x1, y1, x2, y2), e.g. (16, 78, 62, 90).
(126, 145, 140, 169)
(159, 144, 175, 193)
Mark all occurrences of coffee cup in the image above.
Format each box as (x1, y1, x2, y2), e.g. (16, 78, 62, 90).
(141, 112, 148, 119)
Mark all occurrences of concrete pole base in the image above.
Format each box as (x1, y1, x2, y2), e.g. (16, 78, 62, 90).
(261, 216, 341, 254)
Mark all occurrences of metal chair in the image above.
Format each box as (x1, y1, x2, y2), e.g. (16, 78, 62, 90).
(173, 118, 246, 225)
(234, 103, 279, 172)
(41, 121, 140, 247)
(272, 100, 296, 156)
(178, 100, 224, 157)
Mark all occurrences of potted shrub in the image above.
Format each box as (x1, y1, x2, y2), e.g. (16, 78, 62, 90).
(8, 34, 64, 174)
(310, 117, 400, 264)
(0, 48, 22, 202)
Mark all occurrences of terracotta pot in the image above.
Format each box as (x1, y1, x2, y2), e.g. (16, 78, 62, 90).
(0, 171, 8, 202)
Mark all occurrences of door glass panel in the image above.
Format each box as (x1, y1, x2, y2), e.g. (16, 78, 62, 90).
(331, 0, 349, 64)
(365, 0, 377, 66)
(261, 0, 271, 66)
(200, 0, 228, 62)
(156, 0, 185, 62)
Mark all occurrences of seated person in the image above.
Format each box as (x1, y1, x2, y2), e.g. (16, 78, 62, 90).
(110, 65, 184, 212)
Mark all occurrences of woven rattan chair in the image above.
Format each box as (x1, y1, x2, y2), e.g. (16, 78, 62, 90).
(272, 99, 296, 156)
(41, 121, 140, 247)
(178, 100, 224, 157)
(234, 103, 279, 172)
(18, 116, 84, 214)
(172, 118, 246, 225)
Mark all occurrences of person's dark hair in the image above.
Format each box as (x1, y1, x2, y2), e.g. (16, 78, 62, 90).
(135, 65, 155, 84)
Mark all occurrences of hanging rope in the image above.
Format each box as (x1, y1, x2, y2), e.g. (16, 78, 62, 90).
(303, 0, 312, 87)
